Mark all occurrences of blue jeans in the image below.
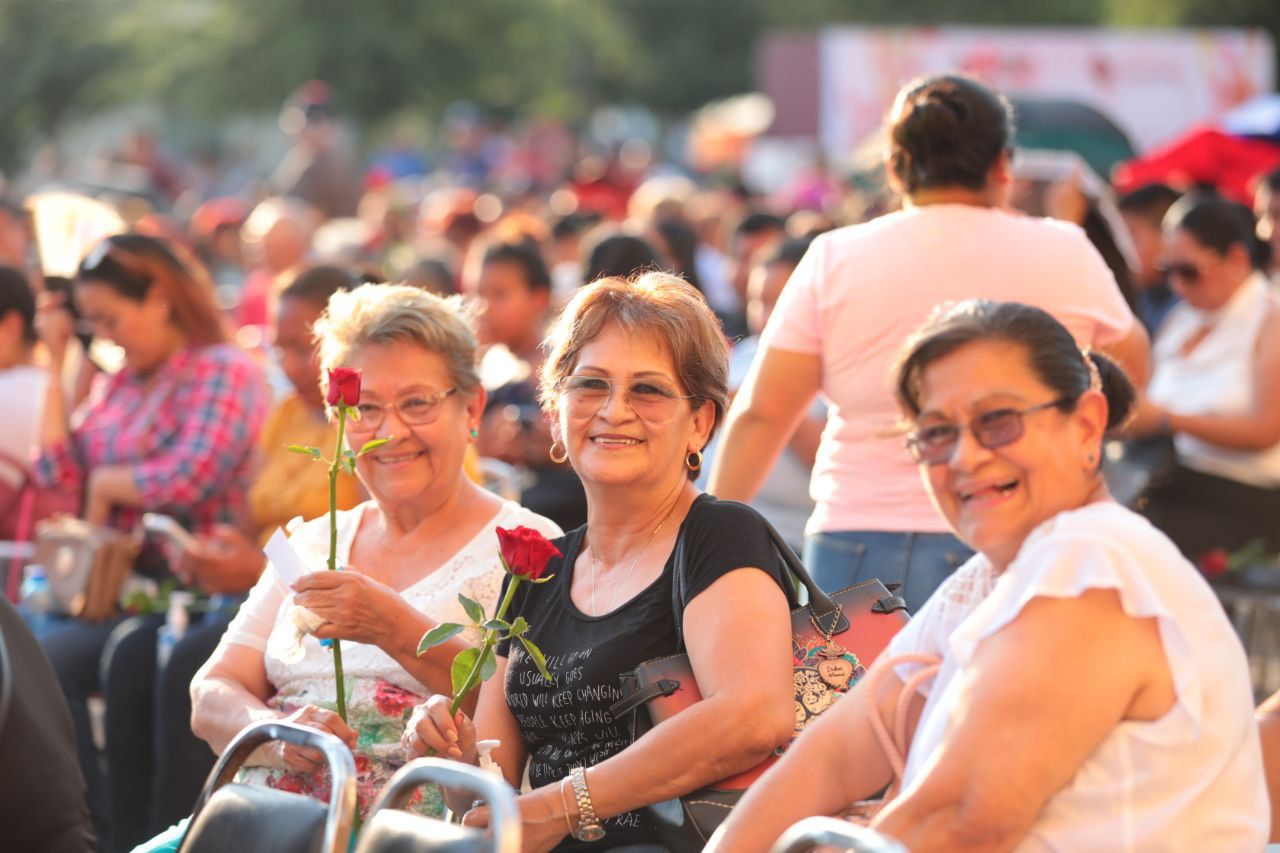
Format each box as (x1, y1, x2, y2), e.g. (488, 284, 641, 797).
(804, 530, 973, 615)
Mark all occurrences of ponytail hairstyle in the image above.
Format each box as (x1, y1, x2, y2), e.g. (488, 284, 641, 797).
(886, 74, 1015, 196)
(76, 233, 230, 347)
(895, 300, 1134, 436)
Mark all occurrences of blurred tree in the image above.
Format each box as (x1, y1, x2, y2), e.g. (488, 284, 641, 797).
(1104, 0, 1280, 48)
(0, 0, 119, 174)
(100, 0, 628, 125)
(1, 0, 1277, 178)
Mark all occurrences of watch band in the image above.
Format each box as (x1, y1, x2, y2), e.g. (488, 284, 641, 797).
(558, 777, 576, 837)
(569, 766, 605, 842)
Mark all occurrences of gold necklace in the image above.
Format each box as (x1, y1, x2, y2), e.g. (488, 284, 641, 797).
(589, 493, 682, 616)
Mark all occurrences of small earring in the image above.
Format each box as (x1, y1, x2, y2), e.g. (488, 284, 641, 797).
(686, 450, 703, 472)
(550, 441, 568, 464)
(1086, 453, 1096, 465)
(469, 428, 479, 441)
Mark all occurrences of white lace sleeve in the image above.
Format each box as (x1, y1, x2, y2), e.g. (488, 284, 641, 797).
(221, 565, 288, 652)
(885, 553, 994, 692)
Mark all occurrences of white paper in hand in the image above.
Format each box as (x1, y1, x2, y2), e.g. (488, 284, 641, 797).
(263, 528, 312, 587)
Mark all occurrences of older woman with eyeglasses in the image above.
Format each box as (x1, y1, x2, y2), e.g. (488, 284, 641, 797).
(188, 283, 560, 820)
(709, 300, 1266, 853)
(406, 273, 795, 852)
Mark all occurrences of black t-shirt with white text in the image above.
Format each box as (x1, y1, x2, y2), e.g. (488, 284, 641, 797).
(497, 495, 788, 850)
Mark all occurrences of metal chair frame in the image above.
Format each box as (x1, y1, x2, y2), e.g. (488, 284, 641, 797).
(769, 816, 907, 853)
(179, 720, 357, 853)
(361, 757, 520, 853)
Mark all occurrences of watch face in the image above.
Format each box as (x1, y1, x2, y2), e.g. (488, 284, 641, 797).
(575, 825, 606, 843)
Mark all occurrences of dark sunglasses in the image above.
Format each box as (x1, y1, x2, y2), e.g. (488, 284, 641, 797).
(1158, 261, 1202, 284)
(79, 239, 151, 290)
(905, 397, 1071, 465)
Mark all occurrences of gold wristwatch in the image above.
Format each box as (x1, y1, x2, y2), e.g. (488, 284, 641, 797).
(569, 766, 605, 842)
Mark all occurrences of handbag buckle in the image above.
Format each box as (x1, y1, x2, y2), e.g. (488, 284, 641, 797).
(872, 593, 908, 614)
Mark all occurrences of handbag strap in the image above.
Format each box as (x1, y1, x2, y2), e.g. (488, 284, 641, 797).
(863, 652, 942, 795)
(670, 496, 875, 653)
(608, 678, 681, 720)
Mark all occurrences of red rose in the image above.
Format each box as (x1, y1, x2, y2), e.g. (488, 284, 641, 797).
(1198, 548, 1230, 579)
(326, 367, 362, 407)
(496, 525, 561, 580)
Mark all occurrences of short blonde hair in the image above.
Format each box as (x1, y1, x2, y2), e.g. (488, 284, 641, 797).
(539, 272, 729, 435)
(314, 283, 480, 393)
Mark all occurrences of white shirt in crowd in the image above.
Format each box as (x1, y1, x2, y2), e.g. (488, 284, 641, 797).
(889, 503, 1268, 851)
(1148, 271, 1280, 488)
(0, 364, 46, 487)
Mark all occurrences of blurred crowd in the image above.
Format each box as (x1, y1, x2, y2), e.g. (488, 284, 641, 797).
(2, 75, 1280, 851)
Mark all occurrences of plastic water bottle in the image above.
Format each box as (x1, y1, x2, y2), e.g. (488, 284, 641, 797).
(156, 591, 194, 669)
(20, 564, 55, 633)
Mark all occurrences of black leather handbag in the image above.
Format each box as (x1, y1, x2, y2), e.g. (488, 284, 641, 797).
(610, 498, 909, 851)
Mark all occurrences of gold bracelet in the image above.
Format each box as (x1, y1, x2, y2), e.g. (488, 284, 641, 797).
(558, 777, 576, 836)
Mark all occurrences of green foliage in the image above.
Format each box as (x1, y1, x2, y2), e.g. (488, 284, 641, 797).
(416, 621, 466, 655)
(287, 445, 324, 458)
(518, 636, 553, 683)
(451, 646, 480, 697)
(357, 438, 391, 456)
(0, 0, 121, 170)
(4, 0, 1276, 173)
(458, 594, 485, 624)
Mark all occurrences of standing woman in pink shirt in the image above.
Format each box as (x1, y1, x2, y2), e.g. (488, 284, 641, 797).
(709, 73, 1148, 612)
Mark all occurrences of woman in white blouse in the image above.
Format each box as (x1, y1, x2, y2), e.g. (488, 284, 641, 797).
(710, 300, 1266, 852)
(1129, 193, 1280, 559)
(189, 284, 559, 817)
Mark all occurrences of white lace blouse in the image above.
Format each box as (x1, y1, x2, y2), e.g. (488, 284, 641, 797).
(219, 499, 560, 816)
(222, 499, 563, 704)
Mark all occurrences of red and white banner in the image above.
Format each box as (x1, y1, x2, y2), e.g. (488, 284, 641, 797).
(816, 27, 1275, 156)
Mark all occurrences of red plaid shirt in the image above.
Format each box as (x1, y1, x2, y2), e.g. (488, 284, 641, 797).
(35, 344, 270, 537)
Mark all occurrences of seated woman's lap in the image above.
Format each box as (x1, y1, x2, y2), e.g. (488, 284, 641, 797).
(36, 615, 128, 841)
(1141, 463, 1280, 558)
(102, 613, 229, 850)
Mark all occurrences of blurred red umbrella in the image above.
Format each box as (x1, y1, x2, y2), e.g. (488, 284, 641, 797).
(1112, 127, 1280, 205)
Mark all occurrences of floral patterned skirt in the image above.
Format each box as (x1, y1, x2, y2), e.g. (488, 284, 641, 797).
(238, 677, 443, 820)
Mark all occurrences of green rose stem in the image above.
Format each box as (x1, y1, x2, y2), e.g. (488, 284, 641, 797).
(448, 569, 521, 717)
(329, 407, 349, 724)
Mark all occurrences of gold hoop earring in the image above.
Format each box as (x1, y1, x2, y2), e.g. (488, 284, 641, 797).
(686, 450, 703, 472)
(550, 441, 568, 464)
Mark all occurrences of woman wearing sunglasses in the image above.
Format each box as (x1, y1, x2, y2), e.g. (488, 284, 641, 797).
(406, 273, 795, 851)
(708, 74, 1148, 614)
(1128, 194, 1280, 560)
(31, 233, 271, 848)
(710, 299, 1266, 852)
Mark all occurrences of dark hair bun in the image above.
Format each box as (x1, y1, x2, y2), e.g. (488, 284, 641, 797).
(888, 75, 1013, 196)
(1089, 351, 1135, 432)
